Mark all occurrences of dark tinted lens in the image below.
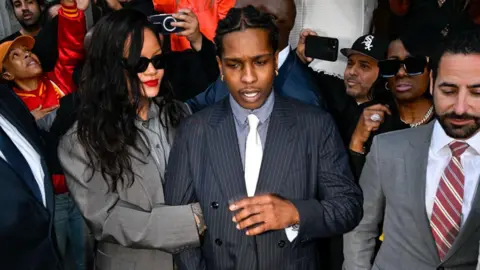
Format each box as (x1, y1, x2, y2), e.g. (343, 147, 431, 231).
(404, 57, 426, 76)
(133, 57, 150, 73)
(379, 59, 401, 78)
(151, 54, 166, 70)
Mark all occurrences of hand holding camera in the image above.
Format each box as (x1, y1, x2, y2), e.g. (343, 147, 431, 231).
(172, 9, 203, 51)
(149, 9, 203, 51)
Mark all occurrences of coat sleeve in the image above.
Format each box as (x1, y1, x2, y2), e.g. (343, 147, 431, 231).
(48, 2, 86, 95)
(290, 113, 363, 245)
(58, 130, 200, 254)
(343, 136, 385, 270)
(164, 120, 206, 270)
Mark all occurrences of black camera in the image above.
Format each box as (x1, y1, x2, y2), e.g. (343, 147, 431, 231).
(148, 14, 185, 34)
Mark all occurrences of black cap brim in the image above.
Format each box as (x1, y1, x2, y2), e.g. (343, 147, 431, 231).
(340, 48, 379, 61)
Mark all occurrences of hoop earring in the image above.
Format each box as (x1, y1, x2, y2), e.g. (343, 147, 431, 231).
(221, 74, 224, 81)
(275, 70, 279, 76)
(385, 82, 390, 90)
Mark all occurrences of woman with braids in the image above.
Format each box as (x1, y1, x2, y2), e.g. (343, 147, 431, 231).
(58, 9, 205, 270)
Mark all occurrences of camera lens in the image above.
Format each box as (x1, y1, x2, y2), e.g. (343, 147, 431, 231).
(163, 16, 177, 32)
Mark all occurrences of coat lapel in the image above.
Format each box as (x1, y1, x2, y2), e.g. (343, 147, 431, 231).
(405, 122, 439, 262)
(0, 87, 53, 212)
(255, 97, 296, 196)
(207, 98, 248, 200)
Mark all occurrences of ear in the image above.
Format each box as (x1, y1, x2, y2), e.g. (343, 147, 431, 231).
(1, 71, 14, 82)
(216, 56, 223, 78)
(429, 71, 434, 96)
(274, 50, 279, 69)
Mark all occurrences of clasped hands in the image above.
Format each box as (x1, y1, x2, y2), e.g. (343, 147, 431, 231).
(229, 194, 300, 236)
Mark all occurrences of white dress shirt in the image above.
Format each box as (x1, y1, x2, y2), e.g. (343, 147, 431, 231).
(0, 114, 46, 206)
(277, 46, 290, 69)
(426, 121, 480, 226)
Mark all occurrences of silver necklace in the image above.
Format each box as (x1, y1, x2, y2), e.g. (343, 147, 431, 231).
(401, 106, 434, 128)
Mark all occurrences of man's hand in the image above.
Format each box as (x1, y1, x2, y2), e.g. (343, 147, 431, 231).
(172, 9, 203, 51)
(31, 105, 59, 121)
(229, 194, 300, 236)
(75, 0, 90, 10)
(349, 104, 391, 153)
(296, 29, 318, 64)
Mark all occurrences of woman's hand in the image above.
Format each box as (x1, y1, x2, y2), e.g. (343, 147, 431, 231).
(172, 9, 203, 51)
(349, 104, 391, 153)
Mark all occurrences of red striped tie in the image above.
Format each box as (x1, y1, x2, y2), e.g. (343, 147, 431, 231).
(430, 141, 469, 260)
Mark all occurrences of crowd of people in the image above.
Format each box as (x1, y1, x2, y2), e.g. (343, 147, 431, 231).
(1, 0, 480, 269)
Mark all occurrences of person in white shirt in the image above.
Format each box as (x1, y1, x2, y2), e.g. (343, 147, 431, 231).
(343, 29, 480, 270)
(0, 85, 61, 269)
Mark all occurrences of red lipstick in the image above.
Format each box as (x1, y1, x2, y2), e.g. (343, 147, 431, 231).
(143, 80, 159, 87)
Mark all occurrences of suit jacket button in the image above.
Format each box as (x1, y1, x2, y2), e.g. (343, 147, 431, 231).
(215, 239, 222, 246)
(277, 240, 286, 248)
(211, 202, 219, 209)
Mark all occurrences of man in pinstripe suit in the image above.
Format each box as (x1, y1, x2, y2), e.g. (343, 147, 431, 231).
(165, 5, 363, 270)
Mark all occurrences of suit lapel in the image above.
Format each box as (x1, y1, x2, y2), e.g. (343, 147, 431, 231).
(0, 89, 44, 156)
(405, 122, 439, 262)
(0, 88, 53, 212)
(207, 98, 248, 200)
(444, 175, 480, 261)
(255, 97, 296, 196)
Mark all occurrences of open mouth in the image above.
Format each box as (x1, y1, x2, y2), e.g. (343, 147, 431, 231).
(239, 90, 261, 103)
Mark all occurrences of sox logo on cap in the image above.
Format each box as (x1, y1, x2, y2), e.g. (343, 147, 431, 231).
(361, 35, 374, 51)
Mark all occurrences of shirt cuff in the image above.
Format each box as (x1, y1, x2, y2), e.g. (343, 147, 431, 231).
(285, 224, 299, 242)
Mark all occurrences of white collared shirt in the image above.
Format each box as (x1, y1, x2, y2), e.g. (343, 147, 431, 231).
(0, 114, 46, 206)
(426, 121, 480, 226)
(277, 46, 290, 69)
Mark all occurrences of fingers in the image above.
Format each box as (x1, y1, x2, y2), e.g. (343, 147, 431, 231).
(32, 105, 43, 111)
(299, 28, 318, 40)
(365, 104, 391, 115)
(230, 194, 272, 211)
(42, 105, 60, 113)
(232, 204, 266, 223)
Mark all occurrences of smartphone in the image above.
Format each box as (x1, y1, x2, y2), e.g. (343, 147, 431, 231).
(148, 14, 185, 34)
(305, 36, 339, 62)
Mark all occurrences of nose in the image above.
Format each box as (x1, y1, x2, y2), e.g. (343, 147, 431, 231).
(396, 63, 407, 77)
(453, 91, 468, 115)
(240, 64, 257, 84)
(348, 65, 358, 76)
(143, 62, 157, 75)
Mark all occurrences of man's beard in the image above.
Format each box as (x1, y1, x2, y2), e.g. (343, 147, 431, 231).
(17, 13, 41, 32)
(437, 112, 480, 139)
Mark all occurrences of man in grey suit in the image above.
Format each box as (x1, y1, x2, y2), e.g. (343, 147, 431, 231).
(343, 30, 480, 270)
(165, 5, 363, 270)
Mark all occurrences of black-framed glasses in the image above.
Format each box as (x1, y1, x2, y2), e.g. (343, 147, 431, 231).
(378, 56, 427, 78)
(121, 54, 166, 73)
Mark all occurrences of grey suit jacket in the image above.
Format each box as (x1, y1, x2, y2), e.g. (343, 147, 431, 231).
(165, 96, 363, 270)
(58, 104, 200, 270)
(343, 121, 480, 270)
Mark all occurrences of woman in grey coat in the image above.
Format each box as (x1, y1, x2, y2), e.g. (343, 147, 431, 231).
(58, 9, 204, 270)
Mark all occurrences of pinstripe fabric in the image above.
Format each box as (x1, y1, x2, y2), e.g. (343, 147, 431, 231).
(165, 95, 363, 270)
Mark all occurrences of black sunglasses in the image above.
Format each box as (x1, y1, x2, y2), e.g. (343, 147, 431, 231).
(121, 54, 166, 73)
(378, 56, 427, 78)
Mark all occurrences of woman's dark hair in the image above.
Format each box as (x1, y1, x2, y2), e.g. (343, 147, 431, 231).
(214, 5, 279, 57)
(77, 9, 187, 192)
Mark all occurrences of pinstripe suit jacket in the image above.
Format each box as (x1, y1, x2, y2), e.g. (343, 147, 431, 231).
(165, 95, 363, 270)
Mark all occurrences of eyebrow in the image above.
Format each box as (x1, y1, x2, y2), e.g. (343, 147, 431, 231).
(438, 82, 480, 88)
(359, 60, 371, 65)
(224, 53, 272, 61)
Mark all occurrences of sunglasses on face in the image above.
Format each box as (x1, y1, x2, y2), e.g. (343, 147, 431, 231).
(378, 56, 427, 78)
(121, 54, 166, 73)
